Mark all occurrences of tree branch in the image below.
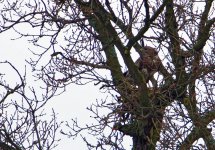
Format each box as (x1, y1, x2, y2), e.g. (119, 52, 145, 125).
(126, 0, 168, 50)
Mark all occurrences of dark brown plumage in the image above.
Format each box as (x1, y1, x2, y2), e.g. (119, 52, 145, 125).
(124, 46, 161, 86)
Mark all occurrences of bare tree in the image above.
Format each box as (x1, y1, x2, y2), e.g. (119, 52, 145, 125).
(0, 61, 61, 150)
(0, 0, 215, 149)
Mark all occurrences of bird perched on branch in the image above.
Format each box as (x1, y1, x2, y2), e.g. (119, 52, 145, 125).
(124, 46, 161, 87)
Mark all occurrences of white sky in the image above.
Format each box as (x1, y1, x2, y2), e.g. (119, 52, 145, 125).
(0, 28, 208, 149)
(0, 1, 213, 149)
(0, 28, 116, 149)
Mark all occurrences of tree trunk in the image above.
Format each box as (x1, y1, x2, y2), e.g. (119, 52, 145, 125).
(132, 116, 162, 150)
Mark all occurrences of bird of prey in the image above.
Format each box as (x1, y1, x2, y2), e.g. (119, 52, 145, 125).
(124, 46, 161, 87)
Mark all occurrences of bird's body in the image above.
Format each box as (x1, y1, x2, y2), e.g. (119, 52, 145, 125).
(124, 46, 161, 86)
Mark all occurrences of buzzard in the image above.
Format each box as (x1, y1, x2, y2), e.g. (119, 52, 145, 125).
(124, 46, 161, 86)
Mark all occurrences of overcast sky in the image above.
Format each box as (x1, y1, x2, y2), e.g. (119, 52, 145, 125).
(1, 2, 211, 149)
(0, 27, 124, 149)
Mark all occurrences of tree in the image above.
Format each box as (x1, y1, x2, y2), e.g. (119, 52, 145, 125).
(0, 0, 215, 149)
(0, 61, 61, 150)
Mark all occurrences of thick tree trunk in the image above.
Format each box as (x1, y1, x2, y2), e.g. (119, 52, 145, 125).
(115, 113, 163, 150)
(133, 135, 149, 150)
(132, 117, 162, 150)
